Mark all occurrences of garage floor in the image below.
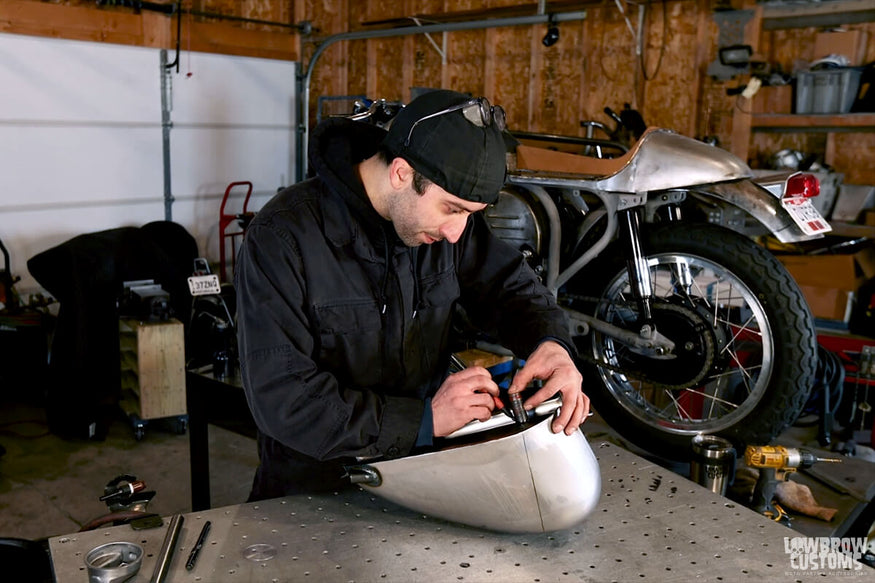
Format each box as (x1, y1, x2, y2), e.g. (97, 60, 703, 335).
(0, 392, 634, 544)
(0, 396, 257, 542)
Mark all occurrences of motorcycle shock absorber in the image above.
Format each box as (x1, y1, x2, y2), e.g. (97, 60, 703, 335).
(620, 208, 654, 330)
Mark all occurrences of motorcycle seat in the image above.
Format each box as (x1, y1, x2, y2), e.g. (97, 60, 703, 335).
(512, 127, 664, 178)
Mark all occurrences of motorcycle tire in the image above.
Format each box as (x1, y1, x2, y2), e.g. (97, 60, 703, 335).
(566, 222, 816, 460)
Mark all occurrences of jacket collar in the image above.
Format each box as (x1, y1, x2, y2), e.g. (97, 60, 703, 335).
(309, 118, 404, 261)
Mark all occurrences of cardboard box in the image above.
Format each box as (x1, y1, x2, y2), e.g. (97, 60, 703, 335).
(753, 85, 793, 114)
(832, 184, 875, 223)
(779, 248, 875, 321)
(814, 29, 867, 66)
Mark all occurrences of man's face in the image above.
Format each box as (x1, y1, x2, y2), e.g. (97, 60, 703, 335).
(387, 181, 487, 247)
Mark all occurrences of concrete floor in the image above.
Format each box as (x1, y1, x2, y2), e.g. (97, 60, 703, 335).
(0, 396, 257, 543)
(0, 392, 629, 545)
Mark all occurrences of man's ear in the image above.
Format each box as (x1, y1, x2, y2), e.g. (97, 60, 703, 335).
(387, 157, 414, 191)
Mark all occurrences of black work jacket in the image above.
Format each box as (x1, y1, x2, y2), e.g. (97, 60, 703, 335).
(236, 118, 573, 475)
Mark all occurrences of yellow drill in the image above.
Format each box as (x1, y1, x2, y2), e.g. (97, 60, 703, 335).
(744, 445, 841, 523)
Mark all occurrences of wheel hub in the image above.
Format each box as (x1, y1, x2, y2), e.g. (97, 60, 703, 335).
(616, 302, 719, 389)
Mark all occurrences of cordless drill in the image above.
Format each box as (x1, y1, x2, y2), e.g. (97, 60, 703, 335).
(744, 445, 841, 524)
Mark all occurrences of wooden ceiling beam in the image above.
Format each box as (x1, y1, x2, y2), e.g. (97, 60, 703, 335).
(0, 0, 298, 61)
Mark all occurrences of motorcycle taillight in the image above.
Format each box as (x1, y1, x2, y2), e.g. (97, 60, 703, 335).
(783, 173, 820, 199)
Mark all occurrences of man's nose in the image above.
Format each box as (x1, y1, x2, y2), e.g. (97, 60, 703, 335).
(440, 216, 468, 243)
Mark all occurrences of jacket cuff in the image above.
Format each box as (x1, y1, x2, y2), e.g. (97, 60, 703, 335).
(376, 395, 425, 458)
(537, 335, 577, 359)
(415, 398, 434, 447)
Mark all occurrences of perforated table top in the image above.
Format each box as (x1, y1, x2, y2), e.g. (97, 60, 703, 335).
(50, 442, 844, 582)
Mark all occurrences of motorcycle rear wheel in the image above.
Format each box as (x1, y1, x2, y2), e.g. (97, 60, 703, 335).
(566, 223, 816, 460)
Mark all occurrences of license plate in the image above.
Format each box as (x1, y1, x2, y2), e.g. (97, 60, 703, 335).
(188, 274, 221, 296)
(782, 198, 831, 236)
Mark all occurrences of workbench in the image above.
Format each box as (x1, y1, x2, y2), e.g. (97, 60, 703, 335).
(186, 366, 255, 511)
(49, 442, 853, 582)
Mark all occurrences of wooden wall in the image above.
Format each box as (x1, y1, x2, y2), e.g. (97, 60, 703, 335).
(0, 0, 299, 61)
(300, 0, 874, 185)
(303, 0, 726, 145)
(4, 0, 874, 184)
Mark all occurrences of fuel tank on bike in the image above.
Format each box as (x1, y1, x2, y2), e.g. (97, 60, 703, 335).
(515, 127, 751, 193)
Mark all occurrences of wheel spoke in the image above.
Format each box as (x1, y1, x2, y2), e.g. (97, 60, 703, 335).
(592, 250, 774, 434)
(664, 389, 692, 420)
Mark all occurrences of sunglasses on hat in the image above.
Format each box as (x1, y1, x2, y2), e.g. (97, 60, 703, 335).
(403, 97, 507, 147)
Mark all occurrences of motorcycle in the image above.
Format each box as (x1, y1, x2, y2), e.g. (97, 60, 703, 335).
(354, 99, 829, 460)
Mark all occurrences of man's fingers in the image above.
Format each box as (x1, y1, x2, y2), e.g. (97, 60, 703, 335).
(452, 366, 500, 396)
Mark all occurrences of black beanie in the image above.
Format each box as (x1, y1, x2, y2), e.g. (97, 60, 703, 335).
(382, 90, 507, 204)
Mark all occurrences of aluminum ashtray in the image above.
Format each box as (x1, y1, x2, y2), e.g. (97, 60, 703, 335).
(85, 541, 143, 583)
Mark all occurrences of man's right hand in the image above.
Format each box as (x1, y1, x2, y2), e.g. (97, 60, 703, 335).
(431, 367, 500, 437)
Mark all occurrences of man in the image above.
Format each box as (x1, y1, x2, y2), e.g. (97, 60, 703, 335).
(236, 89, 589, 501)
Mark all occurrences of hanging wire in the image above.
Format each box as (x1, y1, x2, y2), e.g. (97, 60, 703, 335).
(164, 2, 182, 72)
(640, 0, 667, 82)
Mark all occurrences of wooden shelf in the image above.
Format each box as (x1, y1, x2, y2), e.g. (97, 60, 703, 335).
(762, 0, 875, 29)
(828, 221, 875, 239)
(751, 113, 875, 131)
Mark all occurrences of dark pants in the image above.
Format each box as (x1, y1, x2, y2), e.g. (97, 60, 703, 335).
(248, 431, 354, 501)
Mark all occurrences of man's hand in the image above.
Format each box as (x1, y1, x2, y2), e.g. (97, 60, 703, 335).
(432, 367, 500, 437)
(508, 341, 589, 435)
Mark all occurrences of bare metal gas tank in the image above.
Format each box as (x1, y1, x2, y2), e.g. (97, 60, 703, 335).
(349, 406, 601, 533)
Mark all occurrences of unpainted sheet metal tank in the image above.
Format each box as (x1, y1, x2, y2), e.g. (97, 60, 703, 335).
(348, 401, 601, 533)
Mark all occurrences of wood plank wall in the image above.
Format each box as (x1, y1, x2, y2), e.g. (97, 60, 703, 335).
(304, 0, 727, 146)
(3, 0, 873, 184)
(0, 0, 299, 61)
(302, 0, 875, 185)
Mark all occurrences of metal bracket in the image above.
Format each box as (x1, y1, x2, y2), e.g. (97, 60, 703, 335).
(617, 193, 646, 210)
(410, 18, 448, 64)
(707, 10, 754, 80)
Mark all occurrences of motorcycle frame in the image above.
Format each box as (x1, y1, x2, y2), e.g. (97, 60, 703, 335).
(505, 163, 816, 353)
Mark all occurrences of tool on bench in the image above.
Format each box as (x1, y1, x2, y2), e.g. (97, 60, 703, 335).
(100, 479, 146, 502)
(745, 445, 841, 524)
(150, 514, 184, 583)
(185, 520, 211, 571)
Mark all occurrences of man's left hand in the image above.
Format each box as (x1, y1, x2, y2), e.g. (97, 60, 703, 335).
(508, 341, 589, 435)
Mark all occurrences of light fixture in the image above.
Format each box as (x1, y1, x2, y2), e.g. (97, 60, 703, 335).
(542, 14, 559, 47)
(718, 44, 752, 68)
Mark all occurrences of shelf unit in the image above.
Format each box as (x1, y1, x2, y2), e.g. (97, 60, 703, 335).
(119, 318, 187, 437)
(751, 112, 875, 131)
(731, 1, 874, 183)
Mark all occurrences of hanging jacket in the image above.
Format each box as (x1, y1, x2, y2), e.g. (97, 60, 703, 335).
(235, 118, 573, 490)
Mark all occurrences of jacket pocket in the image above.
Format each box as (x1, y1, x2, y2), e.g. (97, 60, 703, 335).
(419, 268, 459, 309)
(313, 299, 382, 386)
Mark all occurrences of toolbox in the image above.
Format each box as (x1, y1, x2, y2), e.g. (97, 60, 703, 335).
(795, 67, 863, 114)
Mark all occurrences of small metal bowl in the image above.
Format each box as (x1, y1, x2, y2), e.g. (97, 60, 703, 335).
(85, 541, 143, 583)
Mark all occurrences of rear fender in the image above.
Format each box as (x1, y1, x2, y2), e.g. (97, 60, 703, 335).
(692, 176, 822, 243)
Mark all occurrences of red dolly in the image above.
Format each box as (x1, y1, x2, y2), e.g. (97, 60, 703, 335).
(218, 181, 255, 284)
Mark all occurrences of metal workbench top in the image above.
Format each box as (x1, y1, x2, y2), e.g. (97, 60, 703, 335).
(50, 442, 858, 582)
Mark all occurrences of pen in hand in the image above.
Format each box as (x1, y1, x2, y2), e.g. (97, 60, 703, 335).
(185, 520, 211, 571)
